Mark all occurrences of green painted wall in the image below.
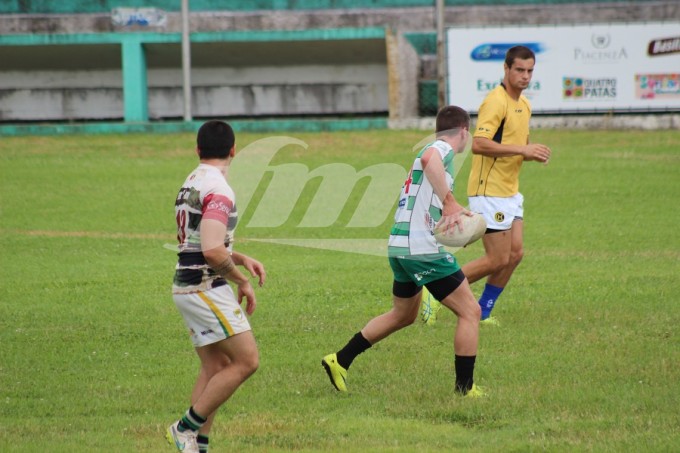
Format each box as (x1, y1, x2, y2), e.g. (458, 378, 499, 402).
(404, 32, 437, 56)
(0, 28, 387, 46)
(0, 0, 661, 14)
(0, 118, 388, 137)
(121, 39, 148, 122)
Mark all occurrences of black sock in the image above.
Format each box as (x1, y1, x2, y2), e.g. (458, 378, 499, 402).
(197, 434, 209, 453)
(178, 406, 207, 432)
(336, 332, 372, 369)
(454, 355, 476, 393)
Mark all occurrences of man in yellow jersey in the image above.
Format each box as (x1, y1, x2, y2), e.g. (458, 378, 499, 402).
(462, 46, 551, 324)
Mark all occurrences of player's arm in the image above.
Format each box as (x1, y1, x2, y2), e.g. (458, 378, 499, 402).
(201, 218, 257, 315)
(421, 147, 470, 233)
(472, 136, 551, 162)
(473, 94, 550, 162)
(231, 251, 266, 287)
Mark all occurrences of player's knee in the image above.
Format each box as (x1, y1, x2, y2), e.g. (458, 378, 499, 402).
(489, 254, 510, 273)
(470, 301, 481, 321)
(407, 309, 420, 326)
(239, 352, 259, 378)
(388, 305, 417, 328)
(201, 354, 230, 377)
(510, 248, 524, 266)
(397, 310, 419, 328)
(246, 362, 259, 379)
(248, 350, 260, 373)
(462, 299, 481, 322)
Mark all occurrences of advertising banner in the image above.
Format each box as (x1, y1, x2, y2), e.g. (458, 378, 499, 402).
(446, 23, 680, 113)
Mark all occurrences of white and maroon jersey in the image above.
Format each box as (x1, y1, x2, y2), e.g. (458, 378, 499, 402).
(172, 163, 238, 294)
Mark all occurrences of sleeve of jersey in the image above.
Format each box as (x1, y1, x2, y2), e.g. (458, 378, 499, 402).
(431, 141, 452, 161)
(202, 193, 234, 225)
(473, 93, 505, 140)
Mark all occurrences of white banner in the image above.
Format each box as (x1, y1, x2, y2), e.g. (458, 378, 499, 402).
(446, 23, 680, 114)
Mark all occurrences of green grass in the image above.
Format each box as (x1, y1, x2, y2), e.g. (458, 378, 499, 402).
(1, 129, 679, 452)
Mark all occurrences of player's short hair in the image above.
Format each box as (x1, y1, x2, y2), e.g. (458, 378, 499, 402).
(505, 45, 536, 68)
(197, 120, 235, 159)
(435, 105, 470, 134)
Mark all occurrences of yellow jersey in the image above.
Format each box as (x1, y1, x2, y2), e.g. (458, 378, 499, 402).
(467, 84, 531, 197)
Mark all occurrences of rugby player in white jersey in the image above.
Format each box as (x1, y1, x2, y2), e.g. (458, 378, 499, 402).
(322, 106, 484, 398)
(167, 121, 266, 453)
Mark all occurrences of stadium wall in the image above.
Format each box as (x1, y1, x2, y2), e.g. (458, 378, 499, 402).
(0, 29, 390, 122)
(0, 1, 678, 135)
(1, 0, 666, 15)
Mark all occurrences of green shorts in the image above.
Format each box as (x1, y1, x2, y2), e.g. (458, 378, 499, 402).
(388, 252, 461, 286)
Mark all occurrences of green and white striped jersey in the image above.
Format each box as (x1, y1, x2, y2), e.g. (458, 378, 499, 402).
(388, 140, 455, 257)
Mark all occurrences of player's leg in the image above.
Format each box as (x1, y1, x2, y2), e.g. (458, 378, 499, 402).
(169, 333, 258, 452)
(190, 349, 231, 453)
(322, 276, 421, 392)
(479, 215, 524, 321)
(464, 195, 524, 322)
(463, 195, 515, 285)
(487, 219, 524, 288)
(470, 229, 514, 321)
(171, 330, 259, 451)
(426, 270, 483, 396)
(437, 278, 479, 356)
(460, 229, 512, 284)
(168, 286, 256, 452)
(361, 290, 421, 343)
(192, 331, 259, 417)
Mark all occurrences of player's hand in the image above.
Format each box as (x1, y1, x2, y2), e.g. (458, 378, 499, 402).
(237, 280, 257, 315)
(241, 256, 266, 287)
(437, 204, 471, 234)
(522, 143, 551, 163)
(231, 253, 266, 287)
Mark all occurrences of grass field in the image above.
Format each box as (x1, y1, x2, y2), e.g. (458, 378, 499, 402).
(1, 127, 679, 452)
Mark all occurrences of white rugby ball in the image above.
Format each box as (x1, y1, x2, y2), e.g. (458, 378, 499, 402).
(434, 213, 486, 247)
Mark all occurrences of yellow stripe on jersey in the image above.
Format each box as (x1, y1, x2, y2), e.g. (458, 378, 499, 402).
(197, 291, 235, 337)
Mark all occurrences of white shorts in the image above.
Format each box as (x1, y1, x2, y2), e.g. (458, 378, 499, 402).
(172, 283, 251, 347)
(468, 193, 524, 231)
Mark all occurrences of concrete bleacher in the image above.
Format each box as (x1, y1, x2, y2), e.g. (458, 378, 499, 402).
(0, 0, 668, 15)
(0, 0, 677, 134)
(2, 1, 672, 34)
(0, 28, 392, 122)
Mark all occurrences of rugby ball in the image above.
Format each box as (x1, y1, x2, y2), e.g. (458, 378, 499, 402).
(434, 212, 486, 247)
